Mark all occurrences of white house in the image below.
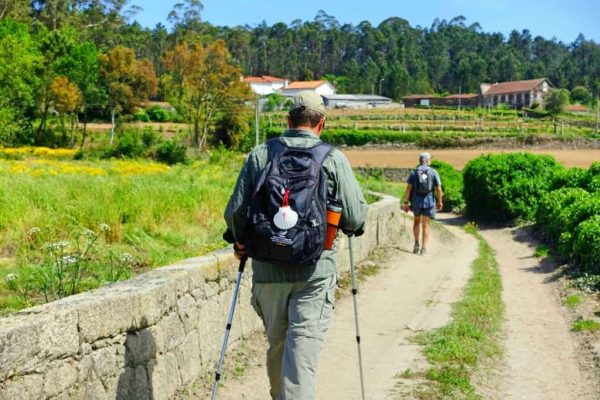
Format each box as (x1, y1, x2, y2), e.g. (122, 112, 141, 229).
(480, 78, 553, 108)
(244, 76, 289, 95)
(281, 80, 336, 97)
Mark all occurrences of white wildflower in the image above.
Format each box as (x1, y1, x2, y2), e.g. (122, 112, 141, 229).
(61, 255, 78, 265)
(5, 273, 17, 283)
(99, 223, 111, 232)
(121, 253, 135, 264)
(44, 241, 69, 252)
(83, 228, 96, 238)
(28, 227, 41, 236)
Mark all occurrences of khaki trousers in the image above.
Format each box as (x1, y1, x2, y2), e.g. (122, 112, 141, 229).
(251, 275, 337, 400)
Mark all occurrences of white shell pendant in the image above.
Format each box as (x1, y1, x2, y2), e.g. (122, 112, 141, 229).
(274, 206, 298, 230)
(274, 188, 298, 230)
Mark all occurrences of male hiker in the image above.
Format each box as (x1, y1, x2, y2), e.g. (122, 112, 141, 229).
(224, 91, 367, 399)
(402, 152, 443, 256)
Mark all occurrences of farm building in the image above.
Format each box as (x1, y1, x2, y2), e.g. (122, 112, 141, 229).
(244, 75, 289, 95)
(401, 94, 439, 107)
(480, 78, 553, 108)
(281, 80, 336, 97)
(403, 78, 554, 109)
(401, 94, 477, 108)
(322, 94, 392, 109)
(443, 94, 479, 107)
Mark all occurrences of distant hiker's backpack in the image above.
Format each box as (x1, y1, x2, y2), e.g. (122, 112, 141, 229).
(247, 138, 334, 266)
(414, 165, 434, 195)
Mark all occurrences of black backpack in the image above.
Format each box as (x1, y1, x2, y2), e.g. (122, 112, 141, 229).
(414, 165, 434, 195)
(246, 138, 333, 266)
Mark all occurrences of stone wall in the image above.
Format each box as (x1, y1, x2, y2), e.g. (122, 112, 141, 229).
(354, 167, 412, 183)
(0, 195, 405, 400)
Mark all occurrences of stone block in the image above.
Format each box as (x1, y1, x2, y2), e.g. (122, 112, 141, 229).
(148, 353, 180, 400)
(148, 312, 186, 354)
(0, 308, 79, 380)
(43, 360, 79, 398)
(0, 373, 43, 400)
(174, 332, 201, 385)
(177, 294, 199, 334)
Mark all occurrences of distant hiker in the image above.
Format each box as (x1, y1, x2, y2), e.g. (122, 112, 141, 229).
(402, 152, 443, 256)
(224, 91, 368, 400)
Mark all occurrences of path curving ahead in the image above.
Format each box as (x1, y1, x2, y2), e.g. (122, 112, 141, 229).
(212, 214, 478, 399)
(478, 226, 598, 400)
(202, 216, 598, 400)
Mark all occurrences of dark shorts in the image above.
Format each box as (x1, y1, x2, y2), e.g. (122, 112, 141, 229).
(412, 206, 435, 218)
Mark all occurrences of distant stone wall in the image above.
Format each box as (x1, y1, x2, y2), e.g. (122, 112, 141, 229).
(354, 167, 412, 183)
(0, 195, 405, 400)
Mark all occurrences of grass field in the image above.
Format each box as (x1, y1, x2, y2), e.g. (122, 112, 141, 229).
(0, 149, 402, 315)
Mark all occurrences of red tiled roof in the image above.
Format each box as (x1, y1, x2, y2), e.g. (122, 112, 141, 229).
(445, 94, 478, 99)
(483, 78, 548, 96)
(244, 75, 287, 84)
(402, 94, 437, 100)
(284, 80, 329, 89)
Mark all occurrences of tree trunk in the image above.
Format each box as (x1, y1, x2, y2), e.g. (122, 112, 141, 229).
(192, 121, 200, 147)
(36, 102, 50, 144)
(80, 112, 88, 150)
(110, 108, 116, 145)
(69, 114, 78, 147)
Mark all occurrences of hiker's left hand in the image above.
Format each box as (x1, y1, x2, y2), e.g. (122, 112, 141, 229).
(233, 242, 246, 260)
(436, 202, 443, 211)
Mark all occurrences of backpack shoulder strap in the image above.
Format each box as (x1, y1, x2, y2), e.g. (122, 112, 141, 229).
(309, 142, 334, 167)
(266, 137, 287, 161)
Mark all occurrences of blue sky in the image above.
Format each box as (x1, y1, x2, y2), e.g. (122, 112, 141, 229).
(131, 0, 600, 43)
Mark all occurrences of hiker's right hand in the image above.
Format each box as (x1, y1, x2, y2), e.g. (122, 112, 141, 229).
(233, 242, 246, 260)
(403, 202, 410, 213)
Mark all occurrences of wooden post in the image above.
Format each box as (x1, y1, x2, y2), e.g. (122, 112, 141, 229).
(596, 93, 599, 136)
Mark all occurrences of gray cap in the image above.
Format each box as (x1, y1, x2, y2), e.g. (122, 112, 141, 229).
(290, 91, 326, 116)
(419, 152, 431, 163)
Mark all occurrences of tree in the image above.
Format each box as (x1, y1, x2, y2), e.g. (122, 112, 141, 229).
(0, 0, 30, 21)
(571, 85, 592, 105)
(49, 76, 82, 145)
(545, 88, 570, 120)
(162, 39, 251, 148)
(55, 42, 107, 148)
(99, 45, 157, 143)
(0, 19, 42, 145)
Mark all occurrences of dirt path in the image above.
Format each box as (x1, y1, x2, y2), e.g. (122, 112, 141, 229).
(478, 227, 598, 400)
(212, 215, 479, 399)
(344, 149, 600, 169)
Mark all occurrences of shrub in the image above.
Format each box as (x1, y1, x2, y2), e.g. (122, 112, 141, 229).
(557, 192, 600, 258)
(134, 110, 150, 122)
(584, 162, 600, 192)
(155, 139, 188, 165)
(550, 167, 588, 190)
(104, 129, 146, 159)
(147, 106, 168, 122)
(536, 187, 590, 245)
(430, 160, 464, 212)
(572, 215, 600, 273)
(463, 153, 563, 223)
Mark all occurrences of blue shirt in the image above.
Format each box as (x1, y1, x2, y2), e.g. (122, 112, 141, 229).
(407, 166, 441, 209)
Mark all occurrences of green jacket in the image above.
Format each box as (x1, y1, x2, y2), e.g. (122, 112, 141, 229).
(224, 129, 368, 283)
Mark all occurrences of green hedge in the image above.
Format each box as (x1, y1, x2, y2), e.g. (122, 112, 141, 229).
(463, 153, 563, 223)
(573, 215, 600, 273)
(536, 187, 590, 245)
(430, 160, 464, 212)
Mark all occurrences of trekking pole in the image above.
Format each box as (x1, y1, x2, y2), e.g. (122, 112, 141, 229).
(348, 234, 366, 400)
(210, 255, 247, 400)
